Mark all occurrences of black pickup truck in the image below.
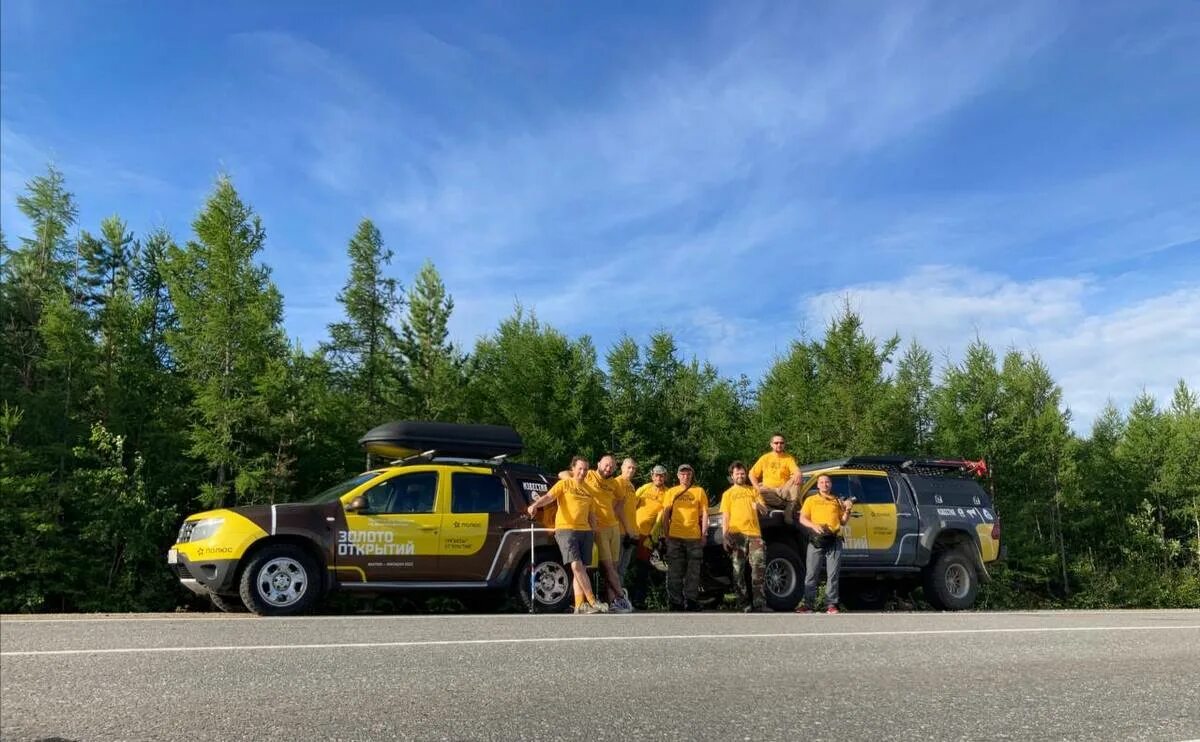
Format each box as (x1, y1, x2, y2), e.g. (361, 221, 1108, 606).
(699, 456, 1002, 611)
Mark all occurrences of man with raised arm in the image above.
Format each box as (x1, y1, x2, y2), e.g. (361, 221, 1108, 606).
(527, 456, 606, 614)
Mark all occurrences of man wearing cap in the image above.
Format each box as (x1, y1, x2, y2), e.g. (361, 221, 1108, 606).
(661, 464, 709, 611)
(719, 460, 770, 612)
(629, 464, 669, 609)
(616, 457, 640, 586)
(749, 433, 803, 523)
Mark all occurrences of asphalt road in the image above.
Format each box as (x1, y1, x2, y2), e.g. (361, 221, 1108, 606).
(2, 610, 1198, 741)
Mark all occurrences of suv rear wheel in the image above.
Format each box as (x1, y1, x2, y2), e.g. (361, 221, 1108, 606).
(764, 542, 804, 611)
(514, 550, 573, 613)
(923, 549, 978, 611)
(239, 544, 320, 616)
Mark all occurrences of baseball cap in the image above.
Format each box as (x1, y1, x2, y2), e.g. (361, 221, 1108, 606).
(677, 463, 694, 473)
(651, 465, 668, 475)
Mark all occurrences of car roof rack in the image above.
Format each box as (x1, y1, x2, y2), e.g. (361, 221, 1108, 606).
(801, 456, 987, 478)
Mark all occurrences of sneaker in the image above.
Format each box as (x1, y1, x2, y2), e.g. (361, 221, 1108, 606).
(593, 601, 610, 614)
(575, 603, 600, 615)
(741, 604, 753, 614)
(610, 597, 633, 614)
(826, 604, 840, 615)
(795, 604, 813, 614)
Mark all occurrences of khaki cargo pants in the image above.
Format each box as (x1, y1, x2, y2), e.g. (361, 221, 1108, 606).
(758, 482, 804, 523)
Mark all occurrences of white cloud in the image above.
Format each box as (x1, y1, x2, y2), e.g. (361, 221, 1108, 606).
(804, 267, 1200, 430)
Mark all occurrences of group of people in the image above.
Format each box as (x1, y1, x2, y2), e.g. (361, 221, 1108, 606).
(525, 434, 854, 615)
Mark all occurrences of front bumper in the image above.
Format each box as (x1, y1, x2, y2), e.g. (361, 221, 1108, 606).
(168, 548, 239, 594)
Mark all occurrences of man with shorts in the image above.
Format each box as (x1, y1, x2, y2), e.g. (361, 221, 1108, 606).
(749, 433, 803, 523)
(562, 454, 636, 613)
(719, 461, 770, 612)
(796, 474, 854, 614)
(527, 456, 605, 614)
(661, 464, 709, 611)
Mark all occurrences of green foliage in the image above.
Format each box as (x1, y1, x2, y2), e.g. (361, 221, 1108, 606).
(1, 162, 1196, 613)
(161, 176, 290, 507)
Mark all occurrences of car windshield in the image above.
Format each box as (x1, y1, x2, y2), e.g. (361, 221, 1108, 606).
(304, 472, 381, 503)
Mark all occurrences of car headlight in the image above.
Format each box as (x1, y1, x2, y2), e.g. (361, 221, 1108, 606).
(187, 517, 225, 542)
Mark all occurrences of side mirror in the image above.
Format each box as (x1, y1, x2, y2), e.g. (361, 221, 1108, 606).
(345, 496, 370, 514)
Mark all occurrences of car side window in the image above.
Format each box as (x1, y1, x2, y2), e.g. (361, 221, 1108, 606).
(372, 472, 438, 514)
(451, 473, 508, 514)
(856, 475, 894, 504)
(827, 475, 852, 499)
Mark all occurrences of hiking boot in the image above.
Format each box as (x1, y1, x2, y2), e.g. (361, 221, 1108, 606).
(795, 604, 813, 614)
(826, 604, 840, 615)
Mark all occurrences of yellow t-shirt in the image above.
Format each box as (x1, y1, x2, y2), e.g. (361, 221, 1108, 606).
(634, 483, 667, 535)
(720, 484, 765, 538)
(585, 470, 622, 529)
(548, 478, 594, 530)
(663, 485, 708, 540)
(801, 494, 844, 534)
(750, 452, 799, 489)
(617, 477, 638, 535)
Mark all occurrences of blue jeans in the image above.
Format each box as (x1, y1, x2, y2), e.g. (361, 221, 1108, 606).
(804, 539, 842, 607)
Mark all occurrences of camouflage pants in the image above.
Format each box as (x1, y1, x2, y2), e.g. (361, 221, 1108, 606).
(727, 534, 766, 609)
(759, 482, 803, 523)
(666, 538, 703, 606)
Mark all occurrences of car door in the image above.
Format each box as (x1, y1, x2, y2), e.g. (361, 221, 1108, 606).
(338, 469, 442, 581)
(439, 470, 512, 580)
(854, 473, 899, 565)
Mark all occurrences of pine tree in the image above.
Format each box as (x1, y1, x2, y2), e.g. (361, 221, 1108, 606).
(323, 219, 402, 423)
(161, 176, 290, 507)
(399, 260, 466, 421)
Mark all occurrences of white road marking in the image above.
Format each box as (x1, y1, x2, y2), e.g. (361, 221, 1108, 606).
(3, 624, 1198, 657)
(2, 608, 1197, 624)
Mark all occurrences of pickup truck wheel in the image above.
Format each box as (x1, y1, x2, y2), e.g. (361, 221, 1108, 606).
(208, 592, 248, 613)
(764, 542, 804, 611)
(239, 544, 320, 616)
(514, 551, 573, 613)
(923, 549, 978, 611)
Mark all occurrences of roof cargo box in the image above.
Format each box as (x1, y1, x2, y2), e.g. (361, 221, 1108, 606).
(359, 421, 523, 460)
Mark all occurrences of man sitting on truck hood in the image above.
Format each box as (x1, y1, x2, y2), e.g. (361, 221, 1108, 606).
(750, 433, 803, 524)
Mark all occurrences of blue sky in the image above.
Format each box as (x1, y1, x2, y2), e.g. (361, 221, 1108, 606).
(2, 1, 1197, 430)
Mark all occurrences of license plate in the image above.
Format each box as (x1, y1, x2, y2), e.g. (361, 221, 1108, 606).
(167, 548, 178, 564)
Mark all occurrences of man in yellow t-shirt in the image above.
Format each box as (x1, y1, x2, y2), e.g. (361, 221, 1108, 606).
(719, 461, 769, 612)
(797, 474, 854, 614)
(527, 456, 604, 614)
(560, 454, 636, 613)
(661, 464, 709, 611)
(629, 464, 669, 609)
(749, 433, 803, 523)
(616, 457, 639, 585)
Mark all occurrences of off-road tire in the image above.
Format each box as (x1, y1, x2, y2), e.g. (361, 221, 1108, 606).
(238, 544, 320, 617)
(922, 549, 978, 611)
(763, 541, 804, 611)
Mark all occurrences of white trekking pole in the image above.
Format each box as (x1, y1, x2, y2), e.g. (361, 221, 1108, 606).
(529, 517, 536, 613)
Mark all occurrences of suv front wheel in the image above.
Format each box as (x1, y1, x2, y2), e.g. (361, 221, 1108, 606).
(239, 544, 320, 616)
(763, 542, 804, 611)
